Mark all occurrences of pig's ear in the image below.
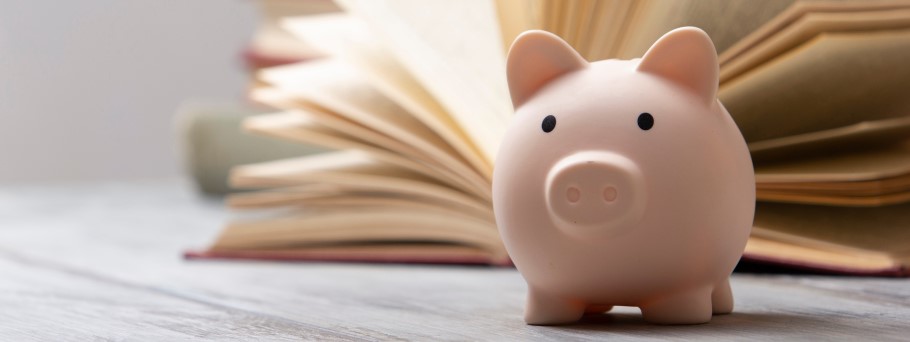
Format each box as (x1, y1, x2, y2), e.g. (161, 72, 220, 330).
(637, 27, 719, 104)
(507, 30, 587, 109)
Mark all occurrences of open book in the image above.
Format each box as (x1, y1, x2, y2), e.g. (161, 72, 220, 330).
(189, 0, 910, 276)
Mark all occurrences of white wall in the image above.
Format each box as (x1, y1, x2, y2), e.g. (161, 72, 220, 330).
(0, 0, 257, 183)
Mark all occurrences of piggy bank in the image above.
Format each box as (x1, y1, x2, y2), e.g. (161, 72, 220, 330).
(493, 27, 755, 325)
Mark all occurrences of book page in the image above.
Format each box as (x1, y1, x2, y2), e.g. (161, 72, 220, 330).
(252, 88, 492, 199)
(250, 0, 341, 61)
(215, 206, 504, 255)
(744, 236, 899, 273)
(558, 0, 583, 48)
(754, 201, 910, 259)
(336, 0, 511, 164)
(280, 15, 493, 178)
(614, 0, 793, 60)
(233, 149, 435, 185)
(756, 188, 910, 207)
(720, 8, 910, 84)
(755, 141, 910, 183)
(200, 244, 505, 265)
(229, 183, 351, 207)
(749, 115, 910, 163)
(720, 0, 910, 66)
(231, 150, 490, 215)
(569, 0, 598, 58)
(240, 111, 469, 190)
(259, 60, 459, 162)
(760, 173, 910, 195)
(610, 0, 656, 59)
(252, 88, 423, 159)
(542, 0, 564, 44)
(719, 29, 910, 143)
(494, 0, 541, 54)
(258, 60, 492, 193)
(228, 188, 495, 222)
(586, 0, 634, 60)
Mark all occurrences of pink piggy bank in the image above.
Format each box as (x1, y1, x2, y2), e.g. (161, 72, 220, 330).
(493, 27, 755, 325)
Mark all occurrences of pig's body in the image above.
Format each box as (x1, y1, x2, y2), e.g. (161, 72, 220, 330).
(493, 28, 755, 325)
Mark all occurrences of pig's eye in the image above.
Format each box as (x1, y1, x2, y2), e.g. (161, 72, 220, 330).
(541, 115, 556, 133)
(637, 112, 654, 131)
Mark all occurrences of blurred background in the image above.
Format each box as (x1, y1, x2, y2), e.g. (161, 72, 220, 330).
(0, 0, 256, 183)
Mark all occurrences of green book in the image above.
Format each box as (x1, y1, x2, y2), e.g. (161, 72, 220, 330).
(177, 101, 326, 195)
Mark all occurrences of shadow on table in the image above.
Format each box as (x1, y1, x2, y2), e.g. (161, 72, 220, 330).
(534, 311, 830, 336)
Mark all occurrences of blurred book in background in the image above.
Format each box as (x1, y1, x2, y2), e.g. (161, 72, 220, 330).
(180, 0, 337, 195)
(186, 0, 910, 276)
(178, 101, 327, 195)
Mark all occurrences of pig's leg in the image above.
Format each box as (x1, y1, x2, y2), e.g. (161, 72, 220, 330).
(525, 288, 585, 325)
(640, 286, 712, 324)
(584, 304, 614, 314)
(711, 278, 733, 315)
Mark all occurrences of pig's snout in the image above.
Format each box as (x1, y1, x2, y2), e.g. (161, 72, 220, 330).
(545, 151, 646, 239)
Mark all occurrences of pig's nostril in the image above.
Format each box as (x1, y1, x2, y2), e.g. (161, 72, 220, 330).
(567, 187, 581, 203)
(603, 186, 617, 202)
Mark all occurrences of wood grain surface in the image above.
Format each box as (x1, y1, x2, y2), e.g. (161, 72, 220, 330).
(0, 180, 908, 340)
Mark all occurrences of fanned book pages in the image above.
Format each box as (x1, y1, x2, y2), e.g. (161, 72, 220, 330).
(188, 0, 910, 276)
(244, 0, 341, 69)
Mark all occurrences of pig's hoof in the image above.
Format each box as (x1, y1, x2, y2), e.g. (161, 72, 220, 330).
(640, 287, 713, 324)
(711, 279, 734, 315)
(525, 290, 585, 325)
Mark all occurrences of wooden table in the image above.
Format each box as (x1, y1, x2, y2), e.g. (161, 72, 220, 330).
(1, 180, 908, 340)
